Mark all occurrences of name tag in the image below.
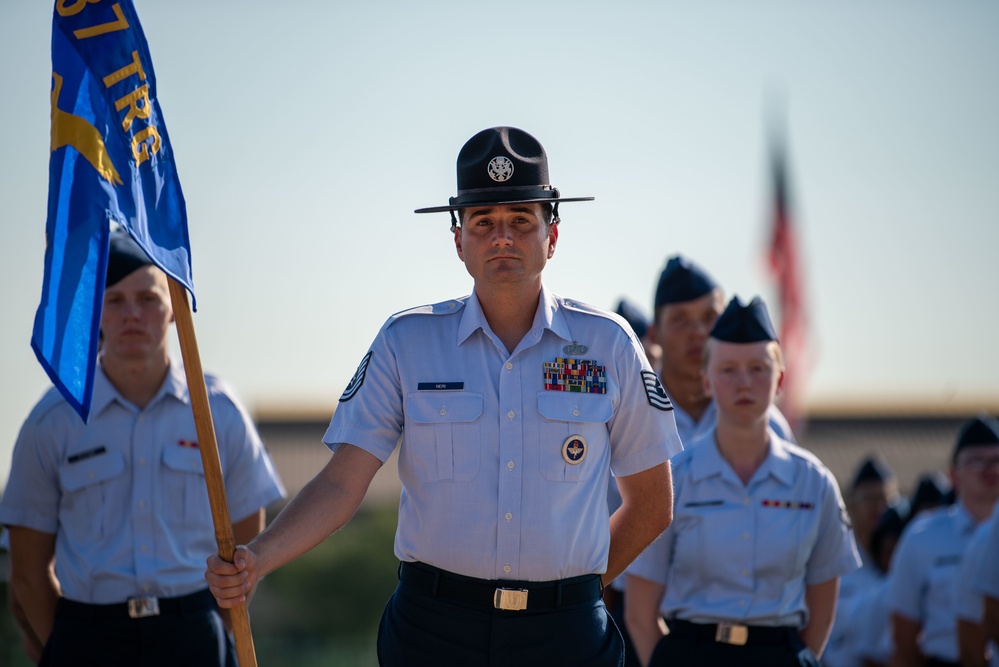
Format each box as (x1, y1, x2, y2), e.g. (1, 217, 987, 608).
(418, 382, 464, 391)
(67, 446, 107, 464)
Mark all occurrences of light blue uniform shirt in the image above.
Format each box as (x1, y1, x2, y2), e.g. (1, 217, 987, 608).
(824, 562, 885, 667)
(888, 502, 978, 662)
(856, 579, 893, 666)
(324, 286, 682, 582)
(954, 513, 999, 667)
(605, 394, 794, 593)
(824, 551, 884, 667)
(956, 516, 993, 622)
(628, 429, 860, 627)
(0, 363, 286, 604)
(975, 503, 999, 601)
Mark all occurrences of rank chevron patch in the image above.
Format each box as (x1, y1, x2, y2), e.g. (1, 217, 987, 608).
(641, 371, 673, 411)
(339, 352, 372, 402)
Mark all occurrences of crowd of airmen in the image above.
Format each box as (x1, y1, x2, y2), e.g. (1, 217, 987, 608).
(610, 255, 999, 667)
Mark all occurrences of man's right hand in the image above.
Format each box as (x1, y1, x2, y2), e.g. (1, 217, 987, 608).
(205, 545, 257, 608)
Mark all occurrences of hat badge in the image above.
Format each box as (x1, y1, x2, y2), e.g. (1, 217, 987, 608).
(487, 156, 514, 182)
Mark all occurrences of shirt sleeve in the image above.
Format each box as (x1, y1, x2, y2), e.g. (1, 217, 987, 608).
(805, 467, 862, 585)
(210, 380, 287, 522)
(625, 462, 684, 586)
(0, 405, 63, 534)
(626, 523, 674, 586)
(856, 584, 892, 663)
(886, 523, 927, 622)
(606, 334, 682, 477)
(323, 322, 405, 463)
(955, 524, 989, 622)
(974, 508, 999, 600)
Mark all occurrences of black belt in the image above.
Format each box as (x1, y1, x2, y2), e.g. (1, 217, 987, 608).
(56, 588, 216, 621)
(925, 659, 959, 667)
(668, 618, 800, 646)
(399, 561, 602, 612)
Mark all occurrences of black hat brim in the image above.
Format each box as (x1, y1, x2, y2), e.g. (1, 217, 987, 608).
(415, 195, 593, 214)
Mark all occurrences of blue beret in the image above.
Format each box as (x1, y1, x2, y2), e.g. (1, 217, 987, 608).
(709, 296, 777, 344)
(654, 256, 719, 308)
(106, 231, 153, 287)
(952, 415, 999, 461)
(614, 299, 650, 339)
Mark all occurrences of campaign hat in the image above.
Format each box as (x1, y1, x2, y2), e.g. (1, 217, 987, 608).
(414, 126, 593, 214)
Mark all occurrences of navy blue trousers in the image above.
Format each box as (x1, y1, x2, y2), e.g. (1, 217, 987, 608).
(39, 593, 234, 667)
(377, 580, 625, 666)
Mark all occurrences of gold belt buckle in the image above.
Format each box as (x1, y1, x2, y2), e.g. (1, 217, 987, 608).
(127, 596, 160, 619)
(715, 623, 748, 646)
(493, 587, 529, 611)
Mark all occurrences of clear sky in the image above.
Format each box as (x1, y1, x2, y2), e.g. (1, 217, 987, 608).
(2, 1, 998, 487)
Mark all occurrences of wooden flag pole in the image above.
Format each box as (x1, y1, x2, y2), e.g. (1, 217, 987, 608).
(167, 277, 258, 667)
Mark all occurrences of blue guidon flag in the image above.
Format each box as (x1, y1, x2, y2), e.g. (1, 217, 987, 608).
(33, 0, 194, 421)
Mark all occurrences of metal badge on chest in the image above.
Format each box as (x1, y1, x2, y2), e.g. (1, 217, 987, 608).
(562, 435, 587, 465)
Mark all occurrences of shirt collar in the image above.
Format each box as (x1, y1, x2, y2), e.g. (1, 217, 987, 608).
(952, 501, 980, 535)
(690, 427, 796, 487)
(662, 386, 717, 442)
(91, 360, 189, 416)
(457, 285, 569, 348)
(758, 431, 796, 486)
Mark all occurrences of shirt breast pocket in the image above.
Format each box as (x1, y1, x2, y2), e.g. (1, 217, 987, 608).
(405, 392, 483, 482)
(537, 392, 613, 482)
(58, 450, 126, 539)
(162, 445, 210, 526)
(927, 557, 961, 613)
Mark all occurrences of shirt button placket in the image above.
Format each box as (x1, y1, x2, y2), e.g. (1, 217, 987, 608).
(496, 353, 524, 578)
(133, 409, 156, 589)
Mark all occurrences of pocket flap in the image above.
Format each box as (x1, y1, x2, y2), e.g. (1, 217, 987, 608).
(538, 392, 613, 423)
(163, 444, 206, 476)
(59, 449, 126, 492)
(406, 392, 483, 423)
